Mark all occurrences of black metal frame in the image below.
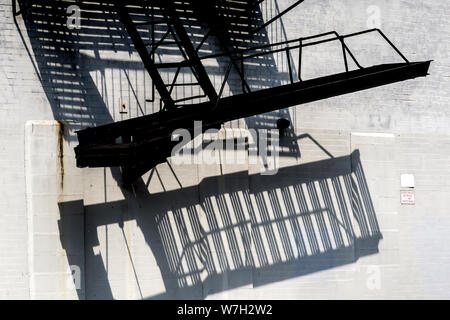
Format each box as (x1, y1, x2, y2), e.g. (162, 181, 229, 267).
(75, 62, 431, 184)
(73, 20, 430, 183)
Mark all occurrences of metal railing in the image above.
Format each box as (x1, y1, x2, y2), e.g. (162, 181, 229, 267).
(197, 28, 410, 109)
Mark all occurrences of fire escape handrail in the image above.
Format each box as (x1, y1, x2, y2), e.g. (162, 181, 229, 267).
(200, 28, 409, 64)
(204, 28, 411, 109)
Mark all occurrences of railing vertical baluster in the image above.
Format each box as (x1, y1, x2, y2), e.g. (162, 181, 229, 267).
(241, 53, 246, 93)
(286, 48, 293, 84)
(340, 37, 349, 73)
(298, 39, 302, 81)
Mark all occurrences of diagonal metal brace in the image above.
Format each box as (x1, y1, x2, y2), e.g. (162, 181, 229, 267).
(115, 3, 175, 109)
(158, 0, 218, 105)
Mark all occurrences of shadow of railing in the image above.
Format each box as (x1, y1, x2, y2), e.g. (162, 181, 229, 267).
(60, 148, 381, 299)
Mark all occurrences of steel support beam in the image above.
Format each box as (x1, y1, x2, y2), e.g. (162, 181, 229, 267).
(76, 61, 431, 184)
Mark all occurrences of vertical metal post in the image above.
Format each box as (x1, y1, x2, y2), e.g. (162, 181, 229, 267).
(241, 53, 246, 93)
(298, 39, 302, 81)
(340, 37, 349, 73)
(286, 48, 293, 84)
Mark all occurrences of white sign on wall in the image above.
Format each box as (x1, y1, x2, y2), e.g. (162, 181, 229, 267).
(401, 174, 415, 188)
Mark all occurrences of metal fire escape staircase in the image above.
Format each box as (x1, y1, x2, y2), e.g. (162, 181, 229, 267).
(75, 1, 431, 184)
(116, 2, 218, 110)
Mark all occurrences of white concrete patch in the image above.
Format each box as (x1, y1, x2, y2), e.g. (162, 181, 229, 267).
(25, 121, 84, 300)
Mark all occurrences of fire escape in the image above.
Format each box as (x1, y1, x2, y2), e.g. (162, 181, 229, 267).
(72, 0, 431, 184)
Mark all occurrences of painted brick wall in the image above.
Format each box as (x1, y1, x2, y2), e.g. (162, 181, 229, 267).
(0, 0, 51, 299)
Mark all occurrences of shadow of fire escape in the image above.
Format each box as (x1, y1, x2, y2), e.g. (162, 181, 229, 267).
(16, 0, 385, 299)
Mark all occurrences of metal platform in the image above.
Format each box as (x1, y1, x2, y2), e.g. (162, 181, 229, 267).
(75, 60, 431, 183)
